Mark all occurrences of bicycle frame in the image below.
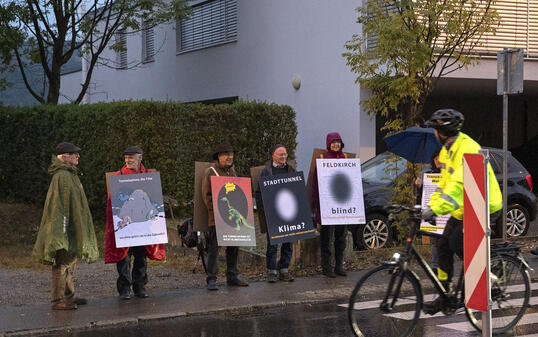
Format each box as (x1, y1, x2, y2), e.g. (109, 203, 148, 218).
(381, 215, 465, 312)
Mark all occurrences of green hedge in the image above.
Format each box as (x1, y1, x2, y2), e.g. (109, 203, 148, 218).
(0, 100, 297, 218)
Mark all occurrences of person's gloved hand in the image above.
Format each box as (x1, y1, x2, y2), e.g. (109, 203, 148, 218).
(421, 207, 436, 222)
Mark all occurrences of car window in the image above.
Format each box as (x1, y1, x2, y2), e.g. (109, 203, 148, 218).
(490, 151, 527, 174)
(361, 152, 407, 184)
(489, 153, 502, 174)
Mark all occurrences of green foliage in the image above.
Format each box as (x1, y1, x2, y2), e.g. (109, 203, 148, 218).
(344, 0, 499, 124)
(0, 0, 190, 104)
(344, 0, 498, 222)
(0, 100, 297, 220)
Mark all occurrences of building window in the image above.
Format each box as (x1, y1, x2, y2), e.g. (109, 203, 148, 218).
(177, 0, 237, 53)
(115, 30, 127, 69)
(142, 20, 155, 63)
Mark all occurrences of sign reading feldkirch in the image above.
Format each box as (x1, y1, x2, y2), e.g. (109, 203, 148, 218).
(108, 172, 168, 248)
(259, 172, 316, 245)
(316, 158, 366, 225)
(211, 176, 256, 246)
(420, 173, 450, 235)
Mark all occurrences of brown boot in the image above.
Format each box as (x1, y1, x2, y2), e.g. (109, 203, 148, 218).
(52, 302, 77, 310)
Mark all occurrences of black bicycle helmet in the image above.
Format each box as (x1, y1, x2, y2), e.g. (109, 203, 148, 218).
(425, 109, 464, 137)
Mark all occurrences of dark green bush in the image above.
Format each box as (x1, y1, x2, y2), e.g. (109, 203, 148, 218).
(0, 100, 297, 219)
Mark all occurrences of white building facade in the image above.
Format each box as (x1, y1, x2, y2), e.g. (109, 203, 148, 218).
(61, 0, 375, 173)
(60, 0, 538, 173)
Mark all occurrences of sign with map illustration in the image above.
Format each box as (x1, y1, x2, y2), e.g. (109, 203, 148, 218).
(316, 158, 366, 225)
(211, 176, 256, 246)
(108, 172, 168, 248)
(259, 172, 316, 245)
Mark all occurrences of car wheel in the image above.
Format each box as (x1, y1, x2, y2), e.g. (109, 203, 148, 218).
(505, 204, 530, 237)
(357, 213, 392, 250)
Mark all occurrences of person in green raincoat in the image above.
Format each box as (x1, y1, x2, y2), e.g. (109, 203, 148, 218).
(33, 142, 99, 310)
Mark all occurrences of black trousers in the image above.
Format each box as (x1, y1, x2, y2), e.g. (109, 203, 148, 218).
(437, 217, 463, 283)
(320, 225, 347, 270)
(206, 226, 238, 283)
(116, 246, 147, 295)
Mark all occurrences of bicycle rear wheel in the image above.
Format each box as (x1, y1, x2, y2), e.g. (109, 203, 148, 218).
(348, 264, 422, 337)
(465, 254, 530, 334)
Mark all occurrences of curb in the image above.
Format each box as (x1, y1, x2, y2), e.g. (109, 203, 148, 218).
(2, 297, 349, 336)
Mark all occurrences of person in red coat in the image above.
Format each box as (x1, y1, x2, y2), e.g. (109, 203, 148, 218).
(105, 146, 166, 300)
(311, 133, 349, 278)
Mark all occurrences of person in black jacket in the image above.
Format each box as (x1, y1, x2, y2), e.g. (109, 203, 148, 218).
(255, 144, 295, 283)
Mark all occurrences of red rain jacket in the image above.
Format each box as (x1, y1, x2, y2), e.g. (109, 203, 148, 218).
(104, 164, 166, 263)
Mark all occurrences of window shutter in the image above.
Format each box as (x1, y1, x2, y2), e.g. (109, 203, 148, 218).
(177, 0, 237, 53)
(142, 20, 155, 63)
(115, 31, 127, 69)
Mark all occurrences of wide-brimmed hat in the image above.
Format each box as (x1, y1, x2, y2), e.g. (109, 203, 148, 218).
(213, 143, 234, 160)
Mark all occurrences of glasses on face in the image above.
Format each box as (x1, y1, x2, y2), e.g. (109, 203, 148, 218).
(66, 152, 80, 156)
(275, 153, 288, 157)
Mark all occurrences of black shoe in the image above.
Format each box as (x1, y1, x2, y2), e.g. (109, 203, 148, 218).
(227, 278, 249, 287)
(531, 248, 538, 256)
(322, 269, 336, 278)
(135, 290, 149, 298)
(267, 273, 278, 283)
(335, 266, 347, 277)
(207, 280, 218, 291)
(279, 271, 294, 282)
(422, 297, 443, 315)
(74, 297, 88, 305)
(119, 292, 131, 300)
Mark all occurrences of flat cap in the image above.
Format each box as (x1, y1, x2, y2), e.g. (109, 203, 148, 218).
(212, 143, 233, 160)
(56, 142, 81, 155)
(123, 146, 143, 155)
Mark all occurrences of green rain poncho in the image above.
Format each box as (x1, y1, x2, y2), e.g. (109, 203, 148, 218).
(33, 156, 99, 264)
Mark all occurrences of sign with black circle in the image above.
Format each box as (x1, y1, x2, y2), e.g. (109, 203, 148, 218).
(316, 158, 366, 225)
(210, 176, 256, 246)
(259, 171, 316, 245)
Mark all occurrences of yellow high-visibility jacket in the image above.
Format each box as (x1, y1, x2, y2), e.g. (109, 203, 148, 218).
(428, 132, 502, 220)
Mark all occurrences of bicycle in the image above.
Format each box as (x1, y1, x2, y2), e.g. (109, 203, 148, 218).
(348, 205, 532, 337)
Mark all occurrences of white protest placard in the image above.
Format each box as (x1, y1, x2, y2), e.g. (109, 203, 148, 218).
(316, 158, 366, 225)
(108, 172, 168, 247)
(420, 173, 449, 235)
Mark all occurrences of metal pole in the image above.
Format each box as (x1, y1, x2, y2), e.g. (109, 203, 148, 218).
(482, 150, 492, 337)
(502, 51, 509, 241)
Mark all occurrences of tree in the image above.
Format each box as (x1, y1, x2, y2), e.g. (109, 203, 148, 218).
(344, 0, 499, 131)
(343, 0, 499, 235)
(0, 0, 190, 105)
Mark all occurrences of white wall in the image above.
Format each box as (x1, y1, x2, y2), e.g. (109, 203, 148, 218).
(60, 0, 376, 172)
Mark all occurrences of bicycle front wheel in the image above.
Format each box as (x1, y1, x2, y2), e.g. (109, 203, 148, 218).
(465, 254, 530, 334)
(348, 264, 422, 337)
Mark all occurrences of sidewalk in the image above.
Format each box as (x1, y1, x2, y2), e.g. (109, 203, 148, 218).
(0, 270, 362, 337)
(2, 252, 537, 337)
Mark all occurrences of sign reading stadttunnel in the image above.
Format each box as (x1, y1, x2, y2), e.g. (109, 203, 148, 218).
(259, 171, 316, 245)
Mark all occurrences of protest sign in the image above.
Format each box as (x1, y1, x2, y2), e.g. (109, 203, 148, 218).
(420, 173, 449, 235)
(108, 172, 168, 248)
(316, 158, 366, 225)
(211, 176, 256, 246)
(259, 172, 316, 245)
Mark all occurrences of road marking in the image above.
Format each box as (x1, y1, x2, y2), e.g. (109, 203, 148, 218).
(341, 281, 538, 311)
(438, 312, 538, 332)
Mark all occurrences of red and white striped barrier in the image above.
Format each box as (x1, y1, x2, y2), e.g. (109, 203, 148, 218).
(463, 153, 490, 312)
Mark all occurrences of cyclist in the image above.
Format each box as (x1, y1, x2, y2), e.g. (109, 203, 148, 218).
(421, 109, 502, 314)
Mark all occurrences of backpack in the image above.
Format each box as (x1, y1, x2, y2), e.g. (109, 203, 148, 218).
(178, 217, 198, 248)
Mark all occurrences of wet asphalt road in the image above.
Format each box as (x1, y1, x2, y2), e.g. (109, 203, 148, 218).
(41, 296, 538, 337)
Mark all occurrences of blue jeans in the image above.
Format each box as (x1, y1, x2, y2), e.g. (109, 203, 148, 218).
(266, 235, 293, 272)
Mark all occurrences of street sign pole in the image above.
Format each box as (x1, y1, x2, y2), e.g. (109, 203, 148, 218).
(482, 150, 492, 337)
(497, 49, 523, 241)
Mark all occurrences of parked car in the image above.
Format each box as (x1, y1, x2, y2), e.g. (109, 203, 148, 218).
(351, 149, 536, 250)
